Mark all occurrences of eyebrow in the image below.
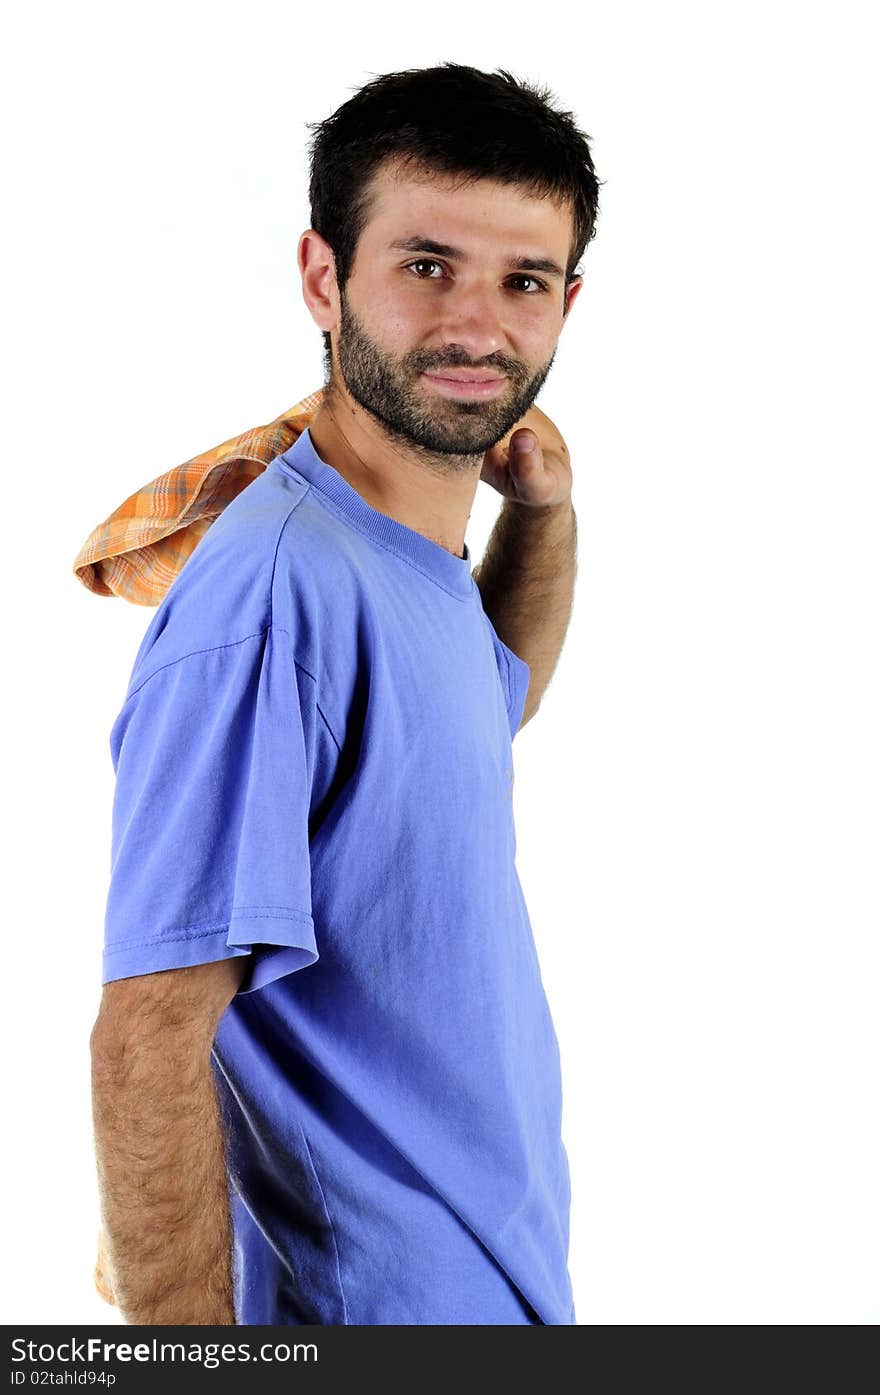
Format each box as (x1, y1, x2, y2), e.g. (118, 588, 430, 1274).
(387, 235, 566, 281)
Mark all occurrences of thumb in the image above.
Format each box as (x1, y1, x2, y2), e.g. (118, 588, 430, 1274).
(510, 429, 538, 457)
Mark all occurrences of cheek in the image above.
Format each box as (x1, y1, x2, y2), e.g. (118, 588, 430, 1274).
(517, 309, 561, 362)
(362, 287, 425, 347)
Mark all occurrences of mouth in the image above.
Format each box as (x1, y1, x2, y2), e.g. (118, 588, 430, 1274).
(422, 372, 508, 399)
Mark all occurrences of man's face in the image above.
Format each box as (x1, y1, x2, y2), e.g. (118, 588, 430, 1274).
(327, 159, 582, 458)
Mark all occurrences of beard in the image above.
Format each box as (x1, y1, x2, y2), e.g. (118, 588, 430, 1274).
(325, 286, 557, 466)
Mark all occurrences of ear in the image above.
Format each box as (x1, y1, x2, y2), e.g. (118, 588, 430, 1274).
(298, 229, 339, 335)
(561, 275, 584, 323)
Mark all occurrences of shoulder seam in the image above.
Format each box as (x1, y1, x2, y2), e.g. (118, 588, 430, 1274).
(124, 629, 274, 704)
(270, 485, 313, 627)
(271, 497, 347, 748)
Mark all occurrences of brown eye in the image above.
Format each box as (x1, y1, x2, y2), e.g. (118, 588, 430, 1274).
(406, 259, 444, 279)
(508, 275, 549, 294)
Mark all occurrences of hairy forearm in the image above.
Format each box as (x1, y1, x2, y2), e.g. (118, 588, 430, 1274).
(90, 1034, 235, 1325)
(475, 498, 577, 721)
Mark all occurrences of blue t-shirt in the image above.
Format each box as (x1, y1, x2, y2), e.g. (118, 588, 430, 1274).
(102, 426, 575, 1325)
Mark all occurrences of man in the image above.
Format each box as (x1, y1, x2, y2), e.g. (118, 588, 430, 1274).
(90, 61, 600, 1325)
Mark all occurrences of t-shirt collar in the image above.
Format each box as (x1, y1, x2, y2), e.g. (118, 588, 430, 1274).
(277, 427, 476, 599)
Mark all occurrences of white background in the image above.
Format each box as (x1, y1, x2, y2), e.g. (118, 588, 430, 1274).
(3, 0, 878, 1325)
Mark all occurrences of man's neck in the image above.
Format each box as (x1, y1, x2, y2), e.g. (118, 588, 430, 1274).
(306, 390, 482, 561)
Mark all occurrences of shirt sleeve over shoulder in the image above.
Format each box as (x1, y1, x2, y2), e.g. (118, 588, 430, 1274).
(102, 625, 321, 995)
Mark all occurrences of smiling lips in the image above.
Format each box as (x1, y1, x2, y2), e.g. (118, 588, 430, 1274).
(422, 371, 508, 398)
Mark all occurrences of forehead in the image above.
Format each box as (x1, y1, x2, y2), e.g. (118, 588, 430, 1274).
(359, 158, 573, 262)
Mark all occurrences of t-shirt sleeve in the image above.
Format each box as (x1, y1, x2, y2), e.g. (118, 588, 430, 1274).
(501, 640, 531, 739)
(102, 625, 322, 996)
(480, 610, 532, 739)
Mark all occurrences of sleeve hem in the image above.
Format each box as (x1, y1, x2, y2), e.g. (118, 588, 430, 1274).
(102, 913, 319, 995)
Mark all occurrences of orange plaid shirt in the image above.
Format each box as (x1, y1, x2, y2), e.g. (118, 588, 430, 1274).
(73, 391, 324, 607)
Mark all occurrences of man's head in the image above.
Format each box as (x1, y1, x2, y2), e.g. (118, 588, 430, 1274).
(299, 63, 603, 460)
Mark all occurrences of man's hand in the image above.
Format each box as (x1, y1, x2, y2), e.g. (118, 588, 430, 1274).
(93, 1222, 116, 1306)
(480, 403, 573, 510)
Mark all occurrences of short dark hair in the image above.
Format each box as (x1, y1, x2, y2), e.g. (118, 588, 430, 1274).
(305, 62, 604, 375)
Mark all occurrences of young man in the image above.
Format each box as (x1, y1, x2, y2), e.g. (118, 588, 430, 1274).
(90, 61, 600, 1326)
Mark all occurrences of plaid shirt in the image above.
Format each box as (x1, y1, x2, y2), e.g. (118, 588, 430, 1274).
(73, 391, 324, 607)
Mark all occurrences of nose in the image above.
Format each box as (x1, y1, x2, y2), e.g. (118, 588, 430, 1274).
(433, 279, 507, 363)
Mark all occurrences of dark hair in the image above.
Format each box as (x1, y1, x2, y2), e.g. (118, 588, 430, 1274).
(305, 62, 604, 372)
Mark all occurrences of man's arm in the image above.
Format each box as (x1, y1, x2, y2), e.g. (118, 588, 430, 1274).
(474, 497, 577, 728)
(89, 956, 247, 1325)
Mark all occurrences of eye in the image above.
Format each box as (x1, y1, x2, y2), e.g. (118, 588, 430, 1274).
(405, 258, 446, 280)
(403, 260, 549, 293)
(507, 273, 550, 294)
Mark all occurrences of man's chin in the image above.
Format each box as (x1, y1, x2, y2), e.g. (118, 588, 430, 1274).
(408, 421, 510, 456)
(409, 394, 527, 452)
